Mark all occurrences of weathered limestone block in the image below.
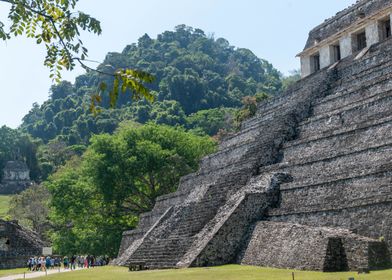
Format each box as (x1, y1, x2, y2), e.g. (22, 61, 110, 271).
(320, 45, 333, 69)
(283, 117, 392, 163)
(340, 35, 353, 59)
(268, 203, 392, 255)
(366, 21, 381, 46)
(240, 222, 390, 271)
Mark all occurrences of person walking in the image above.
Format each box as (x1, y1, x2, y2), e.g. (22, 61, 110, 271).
(84, 256, 88, 268)
(40, 257, 46, 272)
(70, 255, 76, 270)
(63, 256, 69, 269)
(45, 256, 51, 270)
(27, 258, 33, 271)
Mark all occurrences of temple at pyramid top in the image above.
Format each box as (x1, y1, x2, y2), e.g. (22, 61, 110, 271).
(298, 0, 392, 77)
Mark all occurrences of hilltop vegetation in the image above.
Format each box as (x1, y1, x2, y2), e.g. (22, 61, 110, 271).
(20, 25, 282, 145)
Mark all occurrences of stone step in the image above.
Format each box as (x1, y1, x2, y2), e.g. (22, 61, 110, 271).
(278, 144, 392, 191)
(332, 42, 392, 85)
(297, 89, 392, 140)
(295, 45, 392, 124)
(202, 118, 298, 171)
(275, 170, 392, 215)
(177, 162, 254, 193)
(312, 72, 392, 117)
(199, 141, 263, 172)
(219, 115, 283, 150)
(241, 68, 333, 130)
(267, 197, 392, 242)
(282, 115, 392, 163)
(306, 74, 392, 124)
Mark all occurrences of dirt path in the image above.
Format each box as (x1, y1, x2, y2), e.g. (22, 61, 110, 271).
(0, 268, 85, 280)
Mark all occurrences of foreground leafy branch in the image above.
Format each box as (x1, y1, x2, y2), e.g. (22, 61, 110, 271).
(0, 0, 154, 110)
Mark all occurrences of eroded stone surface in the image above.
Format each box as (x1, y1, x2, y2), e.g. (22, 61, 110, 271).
(0, 220, 46, 269)
(240, 222, 389, 271)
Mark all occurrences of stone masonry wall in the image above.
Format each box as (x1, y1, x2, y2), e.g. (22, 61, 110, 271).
(240, 222, 389, 271)
(266, 37, 392, 249)
(179, 173, 291, 268)
(0, 220, 45, 269)
(304, 0, 391, 50)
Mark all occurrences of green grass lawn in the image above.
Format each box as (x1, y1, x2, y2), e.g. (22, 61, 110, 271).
(0, 267, 28, 277)
(31, 265, 392, 280)
(0, 195, 12, 218)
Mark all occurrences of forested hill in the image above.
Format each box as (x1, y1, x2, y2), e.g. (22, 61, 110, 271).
(21, 25, 283, 144)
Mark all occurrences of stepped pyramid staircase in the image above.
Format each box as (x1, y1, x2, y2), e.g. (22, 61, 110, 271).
(114, 38, 392, 271)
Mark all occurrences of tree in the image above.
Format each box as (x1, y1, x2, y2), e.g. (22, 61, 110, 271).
(235, 93, 271, 128)
(282, 70, 301, 91)
(47, 122, 216, 256)
(8, 184, 51, 240)
(0, 0, 154, 110)
(186, 108, 236, 136)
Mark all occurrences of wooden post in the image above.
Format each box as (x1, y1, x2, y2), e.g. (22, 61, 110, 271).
(292, 272, 295, 280)
(24, 272, 25, 279)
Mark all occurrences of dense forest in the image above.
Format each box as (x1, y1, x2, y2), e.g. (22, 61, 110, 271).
(3, 26, 300, 256)
(20, 25, 283, 145)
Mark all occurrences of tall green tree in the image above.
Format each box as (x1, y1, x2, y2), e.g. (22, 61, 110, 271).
(46, 122, 216, 256)
(8, 184, 51, 239)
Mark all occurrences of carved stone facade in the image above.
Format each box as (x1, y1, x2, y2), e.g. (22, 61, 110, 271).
(299, 0, 392, 77)
(0, 161, 32, 194)
(0, 220, 46, 269)
(114, 0, 392, 272)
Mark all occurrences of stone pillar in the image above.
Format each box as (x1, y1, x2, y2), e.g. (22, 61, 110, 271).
(366, 21, 381, 46)
(320, 45, 332, 69)
(300, 56, 311, 78)
(390, 13, 392, 32)
(340, 35, 352, 58)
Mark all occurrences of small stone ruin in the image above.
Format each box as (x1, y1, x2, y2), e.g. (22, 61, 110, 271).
(114, 0, 392, 272)
(0, 219, 46, 269)
(0, 161, 32, 194)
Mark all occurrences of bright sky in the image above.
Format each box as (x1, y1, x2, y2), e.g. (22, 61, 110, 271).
(0, 0, 356, 128)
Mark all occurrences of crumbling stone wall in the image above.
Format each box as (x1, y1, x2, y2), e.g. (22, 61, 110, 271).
(240, 222, 389, 271)
(0, 220, 45, 269)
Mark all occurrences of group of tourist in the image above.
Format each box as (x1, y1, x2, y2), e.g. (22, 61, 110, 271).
(27, 256, 61, 271)
(27, 255, 110, 271)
